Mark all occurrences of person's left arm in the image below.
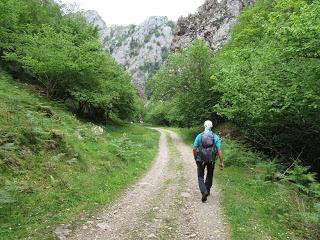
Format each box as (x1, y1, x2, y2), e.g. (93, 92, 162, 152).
(215, 135, 224, 170)
(217, 149, 224, 170)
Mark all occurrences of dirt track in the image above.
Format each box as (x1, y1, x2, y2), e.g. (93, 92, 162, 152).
(68, 129, 230, 240)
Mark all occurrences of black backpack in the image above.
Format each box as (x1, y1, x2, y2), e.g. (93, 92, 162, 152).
(199, 132, 216, 164)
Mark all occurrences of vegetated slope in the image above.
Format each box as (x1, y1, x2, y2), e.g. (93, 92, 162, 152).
(85, 11, 175, 99)
(0, 71, 160, 240)
(1, 0, 139, 124)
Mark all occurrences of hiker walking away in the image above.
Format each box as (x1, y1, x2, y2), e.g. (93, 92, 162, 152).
(193, 120, 224, 202)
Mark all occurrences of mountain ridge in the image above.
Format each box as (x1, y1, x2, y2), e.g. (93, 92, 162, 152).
(171, 0, 255, 52)
(84, 11, 175, 99)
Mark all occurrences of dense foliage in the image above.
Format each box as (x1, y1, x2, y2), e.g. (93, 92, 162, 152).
(148, 0, 320, 175)
(211, 0, 320, 174)
(0, 0, 138, 122)
(147, 40, 221, 127)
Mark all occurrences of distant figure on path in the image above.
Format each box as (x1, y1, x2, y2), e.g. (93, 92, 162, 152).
(193, 120, 224, 202)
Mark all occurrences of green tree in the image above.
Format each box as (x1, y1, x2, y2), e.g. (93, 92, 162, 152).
(148, 40, 220, 127)
(211, 0, 320, 173)
(0, 0, 138, 123)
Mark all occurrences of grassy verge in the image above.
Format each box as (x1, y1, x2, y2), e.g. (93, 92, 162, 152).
(175, 127, 320, 240)
(0, 71, 160, 239)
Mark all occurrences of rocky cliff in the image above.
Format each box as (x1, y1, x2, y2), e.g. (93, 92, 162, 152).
(171, 0, 255, 52)
(84, 10, 108, 40)
(84, 11, 175, 99)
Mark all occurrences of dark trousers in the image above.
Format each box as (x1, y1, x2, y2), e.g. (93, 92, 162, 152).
(196, 161, 215, 194)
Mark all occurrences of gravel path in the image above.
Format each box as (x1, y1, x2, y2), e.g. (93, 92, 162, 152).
(68, 129, 230, 240)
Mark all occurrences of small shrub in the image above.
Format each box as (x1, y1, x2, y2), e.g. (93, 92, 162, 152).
(255, 160, 284, 182)
(19, 127, 48, 147)
(223, 139, 263, 167)
(110, 133, 140, 163)
(282, 162, 320, 199)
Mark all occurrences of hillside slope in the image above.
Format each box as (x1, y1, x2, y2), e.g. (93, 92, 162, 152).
(0, 71, 160, 239)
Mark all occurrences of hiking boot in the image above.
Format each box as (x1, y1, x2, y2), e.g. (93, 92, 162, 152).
(201, 192, 208, 202)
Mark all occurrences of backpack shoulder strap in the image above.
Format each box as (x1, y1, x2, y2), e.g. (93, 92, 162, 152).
(200, 132, 204, 148)
(212, 133, 217, 151)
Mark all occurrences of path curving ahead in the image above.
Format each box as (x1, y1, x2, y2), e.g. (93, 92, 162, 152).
(68, 129, 230, 240)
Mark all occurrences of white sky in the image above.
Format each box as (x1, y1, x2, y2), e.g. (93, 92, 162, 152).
(58, 0, 205, 26)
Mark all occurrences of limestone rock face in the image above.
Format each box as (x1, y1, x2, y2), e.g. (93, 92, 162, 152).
(105, 17, 175, 99)
(171, 0, 255, 52)
(84, 11, 175, 99)
(84, 10, 108, 40)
